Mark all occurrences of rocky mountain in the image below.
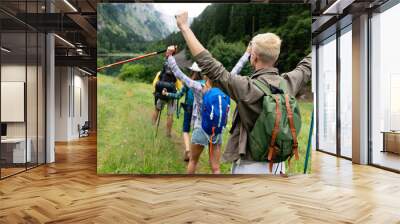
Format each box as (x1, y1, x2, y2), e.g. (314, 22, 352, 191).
(158, 12, 178, 33)
(157, 13, 195, 34)
(97, 3, 174, 52)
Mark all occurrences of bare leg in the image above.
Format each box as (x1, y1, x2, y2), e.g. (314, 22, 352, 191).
(209, 144, 221, 174)
(166, 115, 173, 137)
(152, 109, 160, 125)
(182, 132, 191, 152)
(187, 144, 204, 174)
(182, 132, 191, 161)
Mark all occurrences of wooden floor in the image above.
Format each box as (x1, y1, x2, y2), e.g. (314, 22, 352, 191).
(372, 150, 400, 171)
(1, 135, 400, 223)
(1, 167, 26, 178)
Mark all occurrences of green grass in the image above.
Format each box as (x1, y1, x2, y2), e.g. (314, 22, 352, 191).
(97, 74, 313, 174)
(97, 75, 186, 174)
(287, 100, 313, 174)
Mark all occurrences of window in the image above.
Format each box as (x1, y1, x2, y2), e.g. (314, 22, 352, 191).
(317, 35, 337, 154)
(339, 26, 352, 158)
(370, 3, 400, 171)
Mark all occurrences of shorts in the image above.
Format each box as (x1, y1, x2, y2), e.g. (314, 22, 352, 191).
(156, 99, 176, 116)
(191, 127, 222, 146)
(182, 110, 193, 133)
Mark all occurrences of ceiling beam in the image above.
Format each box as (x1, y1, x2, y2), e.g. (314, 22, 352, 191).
(55, 55, 96, 71)
(67, 13, 97, 47)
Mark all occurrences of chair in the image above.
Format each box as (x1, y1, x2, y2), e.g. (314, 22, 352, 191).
(78, 121, 90, 138)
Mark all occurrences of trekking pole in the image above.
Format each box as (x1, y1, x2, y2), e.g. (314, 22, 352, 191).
(303, 107, 314, 174)
(155, 109, 162, 138)
(97, 49, 167, 71)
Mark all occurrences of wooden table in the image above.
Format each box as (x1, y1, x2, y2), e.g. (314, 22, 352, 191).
(381, 131, 400, 154)
(1, 138, 32, 165)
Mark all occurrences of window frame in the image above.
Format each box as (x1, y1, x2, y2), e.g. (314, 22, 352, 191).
(367, 0, 400, 173)
(315, 18, 353, 161)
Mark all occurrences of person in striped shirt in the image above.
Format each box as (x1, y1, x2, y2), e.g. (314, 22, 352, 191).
(163, 45, 250, 174)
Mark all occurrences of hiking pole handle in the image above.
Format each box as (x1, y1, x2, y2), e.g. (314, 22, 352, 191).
(157, 49, 167, 55)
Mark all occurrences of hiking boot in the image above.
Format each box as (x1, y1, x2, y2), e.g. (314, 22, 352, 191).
(184, 151, 190, 162)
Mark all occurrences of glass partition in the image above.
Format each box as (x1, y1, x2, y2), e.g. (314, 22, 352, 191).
(0, 1, 46, 179)
(1, 29, 28, 178)
(370, 3, 400, 171)
(339, 26, 352, 158)
(317, 35, 337, 154)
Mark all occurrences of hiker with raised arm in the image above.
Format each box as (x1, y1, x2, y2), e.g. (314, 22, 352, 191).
(164, 46, 231, 174)
(161, 62, 203, 161)
(162, 43, 252, 164)
(175, 11, 312, 174)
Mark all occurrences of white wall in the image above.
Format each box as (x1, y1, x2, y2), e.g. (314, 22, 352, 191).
(1, 63, 46, 164)
(55, 66, 69, 141)
(1, 65, 32, 138)
(54, 67, 89, 141)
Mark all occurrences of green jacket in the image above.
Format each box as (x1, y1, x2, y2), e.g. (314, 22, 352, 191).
(167, 85, 189, 100)
(194, 50, 312, 162)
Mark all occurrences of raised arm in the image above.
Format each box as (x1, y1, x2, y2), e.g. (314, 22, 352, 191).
(176, 11, 205, 57)
(231, 52, 250, 76)
(231, 42, 251, 76)
(175, 12, 261, 103)
(167, 55, 202, 92)
(195, 50, 262, 102)
(281, 53, 312, 96)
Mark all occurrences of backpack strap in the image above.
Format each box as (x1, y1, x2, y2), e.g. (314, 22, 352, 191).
(268, 95, 281, 172)
(278, 80, 288, 94)
(253, 79, 272, 95)
(254, 79, 286, 95)
(284, 94, 299, 160)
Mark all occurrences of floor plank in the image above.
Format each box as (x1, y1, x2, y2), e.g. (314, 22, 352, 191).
(0, 135, 399, 223)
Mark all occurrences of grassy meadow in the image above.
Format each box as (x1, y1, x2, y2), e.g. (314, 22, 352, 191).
(97, 74, 313, 174)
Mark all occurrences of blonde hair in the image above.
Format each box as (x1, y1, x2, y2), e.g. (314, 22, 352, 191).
(252, 33, 282, 64)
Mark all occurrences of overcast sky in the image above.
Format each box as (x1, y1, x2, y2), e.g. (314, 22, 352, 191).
(152, 3, 211, 17)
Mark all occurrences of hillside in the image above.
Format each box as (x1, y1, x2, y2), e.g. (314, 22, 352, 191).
(97, 3, 173, 53)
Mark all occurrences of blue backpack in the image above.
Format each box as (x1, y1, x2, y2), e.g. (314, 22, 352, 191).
(201, 88, 230, 136)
